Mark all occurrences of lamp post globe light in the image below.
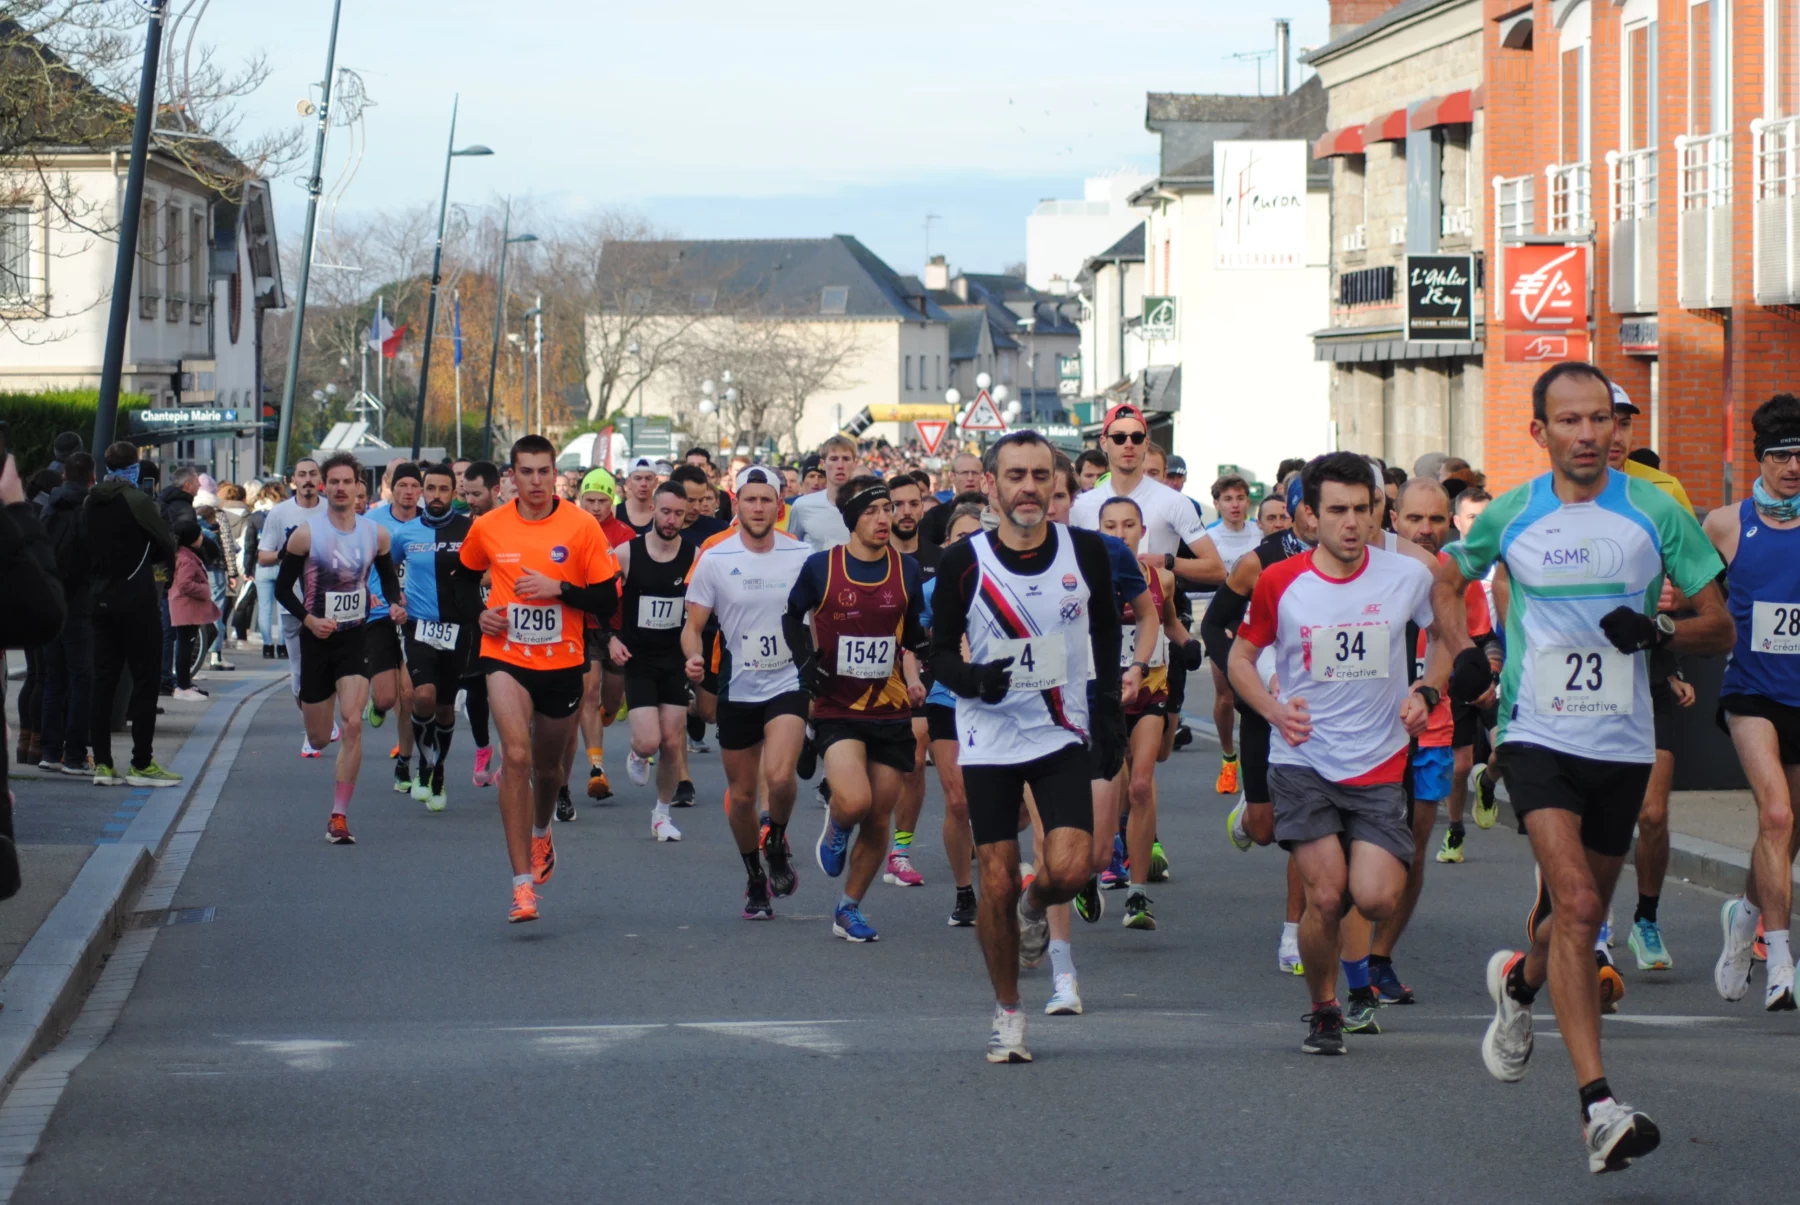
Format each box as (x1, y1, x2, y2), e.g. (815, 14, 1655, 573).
(975, 371, 992, 392)
(944, 388, 961, 406)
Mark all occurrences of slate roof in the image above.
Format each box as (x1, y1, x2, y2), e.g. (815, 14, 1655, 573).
(1302, 0, 1461, 64)
(1087, 224, 1145, 266)
(1138, 76, 1330, 190)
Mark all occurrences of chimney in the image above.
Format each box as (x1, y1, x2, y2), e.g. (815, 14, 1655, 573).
(1329, 0, 1402, 39)
(924, 255, 949, 291)
(1274, 19, 1290, 93)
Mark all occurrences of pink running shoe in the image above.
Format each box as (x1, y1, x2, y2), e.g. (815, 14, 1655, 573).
(882, 851, 924, 888)
(472, 747, 494, 788)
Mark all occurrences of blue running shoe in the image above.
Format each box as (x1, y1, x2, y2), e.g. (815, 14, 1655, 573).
(817, 812, 851, 878)
(833, 903, 879, 942)
(1371, 959, 1415, 1005)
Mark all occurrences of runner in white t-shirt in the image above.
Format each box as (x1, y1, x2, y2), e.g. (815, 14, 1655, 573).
(1199, 472, 1264, 797)
(1230, 452, 1447, 1058)
(257, 459, 337, 751)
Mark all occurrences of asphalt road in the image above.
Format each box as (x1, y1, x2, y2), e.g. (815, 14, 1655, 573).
(10, 683, 1797, 1204)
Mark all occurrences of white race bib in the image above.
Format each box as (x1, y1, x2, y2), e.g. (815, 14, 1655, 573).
(738, 628, 792, 672)
(1309, 623, 1389, 682)
(324, 590, 366, 625)
(416, 620, 459, 651)
(992, 636, 1067, 692)
(637, 595, 683, 631)
(836, 635, 896, 680)
(1752, 601, 1800, 655)
(1533, 647, 1634, 715)
(1120, 632, 1169, 669)
(507, 603, 564, 646)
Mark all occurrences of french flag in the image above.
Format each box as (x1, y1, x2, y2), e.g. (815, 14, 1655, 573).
(367, 296, 407, 359)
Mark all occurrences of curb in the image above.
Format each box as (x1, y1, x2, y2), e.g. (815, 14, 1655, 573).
(0, 672, 282, 1092)
(1494, 798, 1785, 899)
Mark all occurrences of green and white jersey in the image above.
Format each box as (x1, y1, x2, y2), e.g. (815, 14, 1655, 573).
(1447, 468, 1723, 764)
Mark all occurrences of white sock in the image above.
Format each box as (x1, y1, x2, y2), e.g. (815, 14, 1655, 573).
(512, 873, 532, 889)
(1767, 929, 1793, 969)
(531, 825, 549, 838)
(1048, 939, 1076, 979)
(1128, 881, 1148, 896)
(654, 801, 671, 817)
(1734, 898, 1763, 942)
(1281, 921, 1299, 944)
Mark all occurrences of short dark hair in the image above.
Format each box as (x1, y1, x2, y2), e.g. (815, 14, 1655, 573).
(63, 451, 95, 485)
(1098, 496, 1143, 524)
(1625, 447, 1661, 469)
(669, 464, 709, 488)
(1075, 449, 1109, 475)
(1211, 473, 1249, 501)
(942, 502, 987, 544)
(654, 480, 688, 505)
(464, 460, 500, 489)
(321, 452, 362, 481)
(950, 490, 987, 511)
(908, 469, 934, 491)
(290, 456, 319, 477)
(1256, 494, 1286, 516)
(1301, 451, 1377, 515)
(1384, 466, 1408, 486)
(1052, 452, 1079, 500)
(1455, 486, 1492, 513)
(981, 429, 1053, 476)
(886, 473, 922, 497)
(684, 446, 712, 463)
(103, 440, 138, 471)
(422, 461, 457, 485)
(1531, 361, 1611, 422)
(1275, 457, 1308, 482)
(508, 434, 556, 467)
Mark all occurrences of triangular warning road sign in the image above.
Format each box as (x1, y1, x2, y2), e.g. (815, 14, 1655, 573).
(961, 389, 1008, 432)
(914, 419, 950, 455)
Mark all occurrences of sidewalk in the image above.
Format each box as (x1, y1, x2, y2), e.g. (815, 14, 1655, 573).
(1657, 789, 1780, 898)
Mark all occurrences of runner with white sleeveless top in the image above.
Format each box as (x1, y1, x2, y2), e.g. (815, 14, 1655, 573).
(1199, 473, 1263, 796)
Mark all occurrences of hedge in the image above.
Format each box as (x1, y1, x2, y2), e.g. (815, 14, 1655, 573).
(0, 391, 150, 476)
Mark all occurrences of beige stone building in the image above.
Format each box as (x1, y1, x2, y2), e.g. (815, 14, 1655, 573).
(1305, 0, 1488, 473)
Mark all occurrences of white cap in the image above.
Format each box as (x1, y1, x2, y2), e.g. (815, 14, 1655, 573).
(627, 456, 658, 475)
(736, 464, 782, 494)
(1609, 382, 1640, 415)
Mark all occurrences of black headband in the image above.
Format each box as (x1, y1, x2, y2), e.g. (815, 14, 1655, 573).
(840, 485, 890, 529)
(1757, 430, 1800, 459)
(390, 463, 423, 485)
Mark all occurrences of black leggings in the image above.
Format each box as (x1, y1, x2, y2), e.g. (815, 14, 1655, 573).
(18, 645, 44, 730)
(464, 675, 490, 748)
(175, 626, 202, 689)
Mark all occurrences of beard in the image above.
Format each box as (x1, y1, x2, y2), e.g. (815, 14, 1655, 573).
(425, 500, 451, 518)
(893, 518, 918, 539)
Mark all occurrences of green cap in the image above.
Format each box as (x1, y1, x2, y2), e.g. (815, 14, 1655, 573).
(580, 468, 619, 502)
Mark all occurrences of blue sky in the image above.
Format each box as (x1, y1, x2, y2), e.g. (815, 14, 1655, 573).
(196, 0, 1325, 277)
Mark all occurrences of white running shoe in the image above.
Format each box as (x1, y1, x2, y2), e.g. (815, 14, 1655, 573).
(1226, 796, 1252, 852)
(1766, 960, 1797, 1012)
(1481, 949, 1534, 1083)
(626, 750, 652, 787)
(1583, 1099, 1660, 1174)
(330, 723, 340, 743)
(1045, 973, 1083, 1016)
(300, 738, 322, 758)
(985, 1005, 1032, 1064)
(1278, 931, 1303, 975)
(1715, 898, 1756, 1002)
(652, 810, 683, 842)
(1017, 895, 1049, 969)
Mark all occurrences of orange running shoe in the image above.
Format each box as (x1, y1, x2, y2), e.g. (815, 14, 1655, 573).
(587, 763, 613, 801)
(531, 833, 557, 885)
(389, 743, 401, 759)
(1597, 954, 1625, 1014)
(509, 882, 539, 923)
(1216, 755, 1240, 794)
(326, 814, 354, 844)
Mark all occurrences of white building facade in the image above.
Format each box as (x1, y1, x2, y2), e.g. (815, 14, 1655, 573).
(1025, 172, 1153, 294)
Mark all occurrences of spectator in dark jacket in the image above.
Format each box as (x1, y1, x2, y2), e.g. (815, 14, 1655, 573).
(14, 466, 60, 765)
(0, 450, 66, 899)
(37, 452, 95, 774)
(85, 442, 181, 788)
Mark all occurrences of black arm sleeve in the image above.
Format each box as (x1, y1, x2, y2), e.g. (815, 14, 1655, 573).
(1072, 530, 1123, 699)
(901, 558, 928, 656)
(559, 575, 619, 622)
(927, 540, 982, 699)
(276, 551, 309, 621)
(1200, 582, 1250, 671)
(373, 551, 401, 607)
(0, 502, 65, 647)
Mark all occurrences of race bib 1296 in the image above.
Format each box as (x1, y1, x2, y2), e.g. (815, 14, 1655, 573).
(507, 604, 563, 646)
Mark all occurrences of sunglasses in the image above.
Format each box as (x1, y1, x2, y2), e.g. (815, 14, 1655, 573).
(1107, 431, 1148, 446)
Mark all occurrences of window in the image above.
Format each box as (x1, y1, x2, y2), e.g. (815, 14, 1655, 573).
(1558, 0, 1591, 163)
(905, 355, 913, 391)
(138, 199, 159, 317)
(1691, 0, 1728, 134)
(625, 288, 652, 312)
(0, 208, 30, 302)
(165, 203, 183, 321)
(819, 286, 849, 315)
(935, 355, 942, 391)
(1774, 0, 1800, 116)
(189, 209, 208, 322)
(1624, 21, 1658, 148)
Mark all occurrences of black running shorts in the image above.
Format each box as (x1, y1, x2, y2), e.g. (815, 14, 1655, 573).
(925, 702, 957, 745)
(478, 658, 585, 720)
(1719, 693, 1800, 765)
(1495, 742, 1653, 858)
(402, 624, 467, 694)
(365, 616, 404, 678)
(1239, 708, 1272, 805)
(624, 663, 692, 710)
(813, 717, 916, 774)
(715, 690, 809, 751)
(962, 743, 1092, 846)
(299, 627, 370, 705)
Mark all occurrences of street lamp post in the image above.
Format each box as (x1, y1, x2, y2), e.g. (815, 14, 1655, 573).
(479, 201, 537, 459)
(407, 95, 492, 460)
(522, 295, 544, 436)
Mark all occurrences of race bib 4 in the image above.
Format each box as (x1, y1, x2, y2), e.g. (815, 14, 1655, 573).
(991, 636, 1068, 692)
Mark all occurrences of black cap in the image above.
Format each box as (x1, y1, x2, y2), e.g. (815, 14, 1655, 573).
(801, 454, 823, 476)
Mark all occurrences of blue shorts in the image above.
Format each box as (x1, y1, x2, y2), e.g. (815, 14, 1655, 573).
(1411, 744, 1454, 803)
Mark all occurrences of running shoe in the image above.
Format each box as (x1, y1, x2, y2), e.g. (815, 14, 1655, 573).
(1278, 938, 1304, 976)
(531, 833, 557, 884)
(509, 882, 539, 923)
(472, 747, 495, 788)
(883, 851, 924, 887)
(626, 750, 652, 787)
(816, 813, 851, 878)
(1716, 898, 1756, 1001)
(672, 779, 696, 807)
(331, 723, 340, 743)
(1342, 988, 1382, 1035)
(651, 811, 683, 842)
(1583, 1099, 1660, 1174)
(586, 764, 613, 801)
(1755, 915, 1768, 962)
(1301, 1006, 1345, 1055)
(125, 762, 182, 788)
(986, 1005, 1032, 1063)
(1481, 950, 1533, 1082)
(171, 687, 208, 702)
(1435, 828, 1464, 863)
(1471, 763, 1499, 829)
(948, 886, 977, 927)
(426, 763, 447, 813)
(832, 903, 879, 942)
(1597, 950, 1625, 1014)
(411, 767, 433, 803)
(60, 757, 94, 777)
(394, 757, 413, 792)
(1371, 960, 1415, 1005)
(1766, 961, 1797, 1012)
(555, 786, 576, 823)
(1226, 797, 1252, 852)
(1045, 973, 1083, 1016)
(1072, 876, 1104, 924)
(1172, 723, 1194, 751)
(796, 734, 818, 781)
(92, 764, 124, 787)
(764, 836, 799, 898)
(364, 700, 385, 729)
(389, 744, 401, 759)
(1603, 908, 1616, 947)
(686, 736, 712, 755)
(301, 741, 323, 759)
(1123, 891, 1156, 931)
(326, 814, 355, 844)
(1215, 755, 1239, 794)
(1628, 919, 1672, 971)
(1017, 895, 1050, 967)
(742, 876, 774, 921)
(1100, 834, 1129, 889)
(1148, 841, 1170, 882)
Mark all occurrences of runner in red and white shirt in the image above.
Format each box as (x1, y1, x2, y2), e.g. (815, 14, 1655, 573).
(1229, 452, 1451, 1056)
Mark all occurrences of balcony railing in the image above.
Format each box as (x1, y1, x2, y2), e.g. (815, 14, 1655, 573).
(1754, 116, 1800, 304)
(1606, 148, 1659, 314)
(1677, 132, 1732, 308)
(1491, 174, 1536, 320)
(1440, 205, 1473, 238)
(1341, 223, 1368, 253)
(1547, 161, 1593, 233)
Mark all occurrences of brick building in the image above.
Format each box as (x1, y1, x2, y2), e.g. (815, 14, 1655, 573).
(1481, 0, 1800, 504)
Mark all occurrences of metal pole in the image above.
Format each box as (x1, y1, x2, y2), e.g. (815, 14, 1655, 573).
(481, 200, 511, 460)
(410, 95, 460, 461)
(93, 0, 167, 451)
(534, 293, 543, 435)
(273, 0, 345, 475)
(374, 292, 384, 440)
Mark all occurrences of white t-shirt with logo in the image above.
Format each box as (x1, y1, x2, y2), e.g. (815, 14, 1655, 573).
(1069, 475, 1207, 558)
(1237, 546, 1435, 783)
(684, 529, 814, 704)
(786, 489, 850, 553)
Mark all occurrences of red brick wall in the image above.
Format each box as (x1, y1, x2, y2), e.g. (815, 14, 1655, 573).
(1332, 0, 1405, 35)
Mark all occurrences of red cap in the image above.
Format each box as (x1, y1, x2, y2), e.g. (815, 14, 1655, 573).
(1102, 402, 1146, 432)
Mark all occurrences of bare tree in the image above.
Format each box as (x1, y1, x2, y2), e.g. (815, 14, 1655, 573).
(673, 319, 862, 454)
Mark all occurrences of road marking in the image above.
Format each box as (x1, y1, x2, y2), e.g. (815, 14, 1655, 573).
(235, 1040, 352, 1071)
(678, 1021, 850, 1054)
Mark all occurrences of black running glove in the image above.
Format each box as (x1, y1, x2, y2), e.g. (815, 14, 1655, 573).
(955, 656, 1014, 704)
(1599, 605, 1665, 654)
(1175, 638, 1204, 672)
(798, 650, 831, 696)
(1448, 646, 1496, 705)
(1091, 695, 1128, 781)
